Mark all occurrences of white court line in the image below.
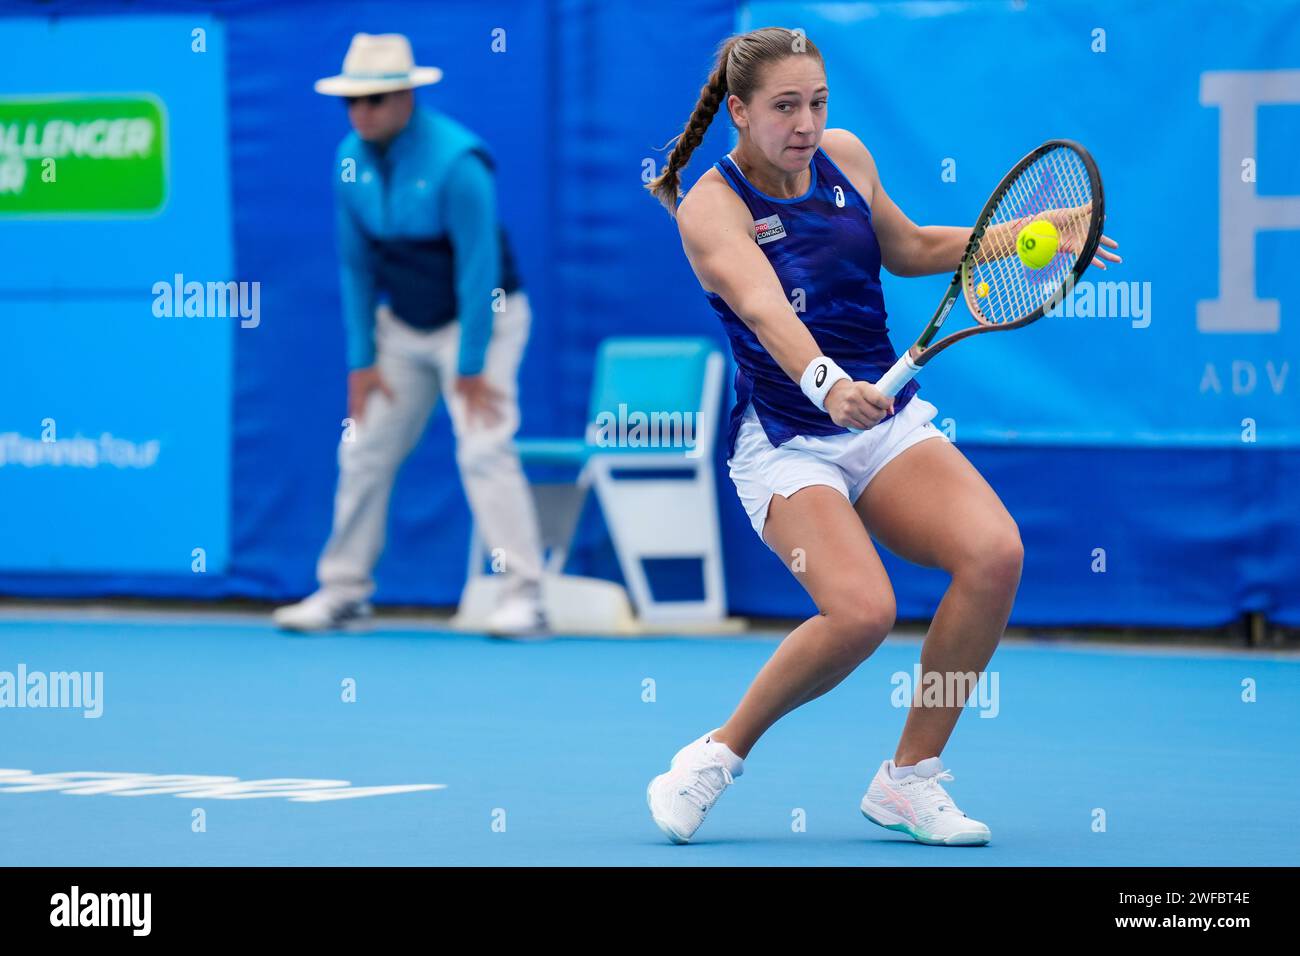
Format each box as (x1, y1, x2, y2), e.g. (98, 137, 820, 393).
(0, 603, 1296, 661)
(737, 625, 1300, 663)
(0, 603, 456, 632)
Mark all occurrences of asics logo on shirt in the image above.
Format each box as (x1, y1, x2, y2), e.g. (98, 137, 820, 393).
(834, 185, 845, 208)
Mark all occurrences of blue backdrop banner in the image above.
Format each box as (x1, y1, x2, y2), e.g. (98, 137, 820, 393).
(0, 14, 233, 573)
(744, 0, 1300, 447)
(0, 0, 1295, 629)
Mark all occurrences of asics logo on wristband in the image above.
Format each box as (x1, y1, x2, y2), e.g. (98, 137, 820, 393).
(800, 356, 849, 412)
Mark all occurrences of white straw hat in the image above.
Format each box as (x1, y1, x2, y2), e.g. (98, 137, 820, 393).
(314, 33, 443, 96)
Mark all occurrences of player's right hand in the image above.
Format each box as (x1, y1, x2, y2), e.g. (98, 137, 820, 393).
(348, 366, 395, 423)
(825, 379, 894, 431)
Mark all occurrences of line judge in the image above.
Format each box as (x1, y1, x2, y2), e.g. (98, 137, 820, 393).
(275, 33, 546, 635)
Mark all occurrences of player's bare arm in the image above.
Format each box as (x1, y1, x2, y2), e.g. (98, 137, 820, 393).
(822, 128, 1120, 276)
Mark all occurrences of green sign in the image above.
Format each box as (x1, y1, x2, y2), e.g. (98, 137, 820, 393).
(0, 95, 167, 216)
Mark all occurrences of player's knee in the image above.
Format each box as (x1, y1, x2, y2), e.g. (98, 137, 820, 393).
(959, 524, 1024, 594)
(821, 593, 895, 658)
(990, 525, 1024, 587)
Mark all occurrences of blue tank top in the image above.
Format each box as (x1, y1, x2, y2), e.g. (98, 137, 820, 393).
(697, 146, 920, 457)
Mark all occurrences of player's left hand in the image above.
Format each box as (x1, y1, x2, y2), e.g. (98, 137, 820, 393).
(1089, 234, 1122, 271)
(455, 374, 506, 428)
(1040, 204, 1121, 271)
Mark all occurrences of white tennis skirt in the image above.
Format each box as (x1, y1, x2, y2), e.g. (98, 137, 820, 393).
(727, 396, 948, 547)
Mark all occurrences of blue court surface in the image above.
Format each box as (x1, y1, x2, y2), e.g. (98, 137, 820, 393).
(2, 610, 1296, 867)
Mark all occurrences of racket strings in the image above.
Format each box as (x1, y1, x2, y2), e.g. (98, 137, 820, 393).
(966, 146, 1094, 326)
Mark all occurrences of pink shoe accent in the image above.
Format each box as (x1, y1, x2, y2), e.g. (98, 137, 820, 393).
(877, 776, 918, 823)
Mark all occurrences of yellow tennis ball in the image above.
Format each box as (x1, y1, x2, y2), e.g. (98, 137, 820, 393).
(1016, 220, 1059, 269)
(976, 281, 990, 298)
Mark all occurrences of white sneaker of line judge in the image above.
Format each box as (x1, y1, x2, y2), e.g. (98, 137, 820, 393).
(647, 731, 745, 844)
(271, 589, 373, 633)
(484, 586, 548, 638)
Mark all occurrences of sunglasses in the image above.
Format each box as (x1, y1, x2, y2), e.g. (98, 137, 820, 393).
(344, 92, 390, 107)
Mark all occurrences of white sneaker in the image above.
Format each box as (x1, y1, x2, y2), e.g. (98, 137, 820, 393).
(484, 592, 548, 638)
(272, 590, 373, 633)
(646, 731, 744, 844)
(860, 757, 991, 846)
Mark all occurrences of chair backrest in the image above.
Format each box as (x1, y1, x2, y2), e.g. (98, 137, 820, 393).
(585, 338, 721, 454)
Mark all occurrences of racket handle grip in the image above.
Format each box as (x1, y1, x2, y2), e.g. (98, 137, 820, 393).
(875, 353, 921, 399)
(837, 356, 920, 437)
(843, 354, 921, 434)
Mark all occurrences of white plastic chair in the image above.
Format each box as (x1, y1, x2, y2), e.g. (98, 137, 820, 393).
(463, 337, 727, 627)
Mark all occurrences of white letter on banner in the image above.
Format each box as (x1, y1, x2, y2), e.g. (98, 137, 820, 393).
(1198, 70, 1300, 333)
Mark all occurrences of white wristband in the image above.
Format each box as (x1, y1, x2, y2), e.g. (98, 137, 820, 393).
(799, 356, 851, 412)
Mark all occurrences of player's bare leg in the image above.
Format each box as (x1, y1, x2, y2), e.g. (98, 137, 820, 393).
(854, 437, 1022, 766)
(710, 485, 896, 759)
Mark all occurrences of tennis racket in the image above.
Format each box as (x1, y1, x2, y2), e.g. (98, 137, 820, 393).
(873, 139, 1105, 399)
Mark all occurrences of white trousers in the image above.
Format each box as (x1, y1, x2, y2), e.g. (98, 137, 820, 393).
(316, 291, 544, 602)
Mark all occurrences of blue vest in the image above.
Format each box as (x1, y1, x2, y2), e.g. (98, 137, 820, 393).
(337, 109, 520, 333)
(697, 147, 919, 457)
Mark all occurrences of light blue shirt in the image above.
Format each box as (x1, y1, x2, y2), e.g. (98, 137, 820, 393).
(334, 108, 518, 375)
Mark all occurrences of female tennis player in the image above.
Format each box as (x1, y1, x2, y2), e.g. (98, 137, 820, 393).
(644, 27, 1120, 846)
